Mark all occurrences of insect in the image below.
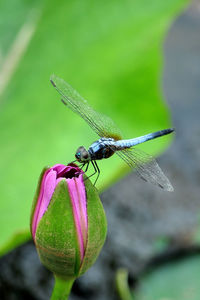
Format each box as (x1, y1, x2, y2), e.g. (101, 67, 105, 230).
(50, 74, 174, 191)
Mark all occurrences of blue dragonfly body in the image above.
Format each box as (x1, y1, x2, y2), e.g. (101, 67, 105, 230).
(50, 75, 174, 191)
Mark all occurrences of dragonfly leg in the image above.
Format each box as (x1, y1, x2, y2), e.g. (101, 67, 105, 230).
(83, 161, 100, 185)
(80, 163, 86, 170)
(89, 161, 97, 178)
(84, 160, 97, 181)
(93, 161, 100, 186)
(70, 162, 90, 176)
(84, 162, 89, 173)
(70, 160, 77, 164)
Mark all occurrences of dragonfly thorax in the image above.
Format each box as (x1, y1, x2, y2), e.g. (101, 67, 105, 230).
(88, 138, 115, 161)
(75, 139, 116, 163)
(75, 146, 91, 162)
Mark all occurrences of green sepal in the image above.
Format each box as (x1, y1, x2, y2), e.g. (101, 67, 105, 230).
(78, 175, 107, 276)
(30, 166, 49, 237)
(35, 179, 81, 280)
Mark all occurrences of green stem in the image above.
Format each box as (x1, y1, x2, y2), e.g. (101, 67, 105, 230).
(115, 268, 133, 300)
(51, 276, 75, 300)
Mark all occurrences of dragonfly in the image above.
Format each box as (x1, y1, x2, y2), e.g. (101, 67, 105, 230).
(50, 74, 174, 191)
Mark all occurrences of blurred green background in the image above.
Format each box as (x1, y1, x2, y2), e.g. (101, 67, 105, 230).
(0, 0, 189, 297)
(0, 0, 187, 254)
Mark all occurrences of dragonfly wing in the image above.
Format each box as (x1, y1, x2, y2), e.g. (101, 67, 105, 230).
(116, 148, 174, 191)
(50, 74, 122, 140)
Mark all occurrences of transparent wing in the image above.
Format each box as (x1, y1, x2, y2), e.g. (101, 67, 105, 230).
(50, 74, 122, 140)
(116, 148, 174, 191)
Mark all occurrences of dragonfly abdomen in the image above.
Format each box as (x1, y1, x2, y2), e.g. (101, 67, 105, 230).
(114, 128, 174, 149)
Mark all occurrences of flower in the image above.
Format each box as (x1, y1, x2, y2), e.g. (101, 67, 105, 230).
(30, 164, 107, 280)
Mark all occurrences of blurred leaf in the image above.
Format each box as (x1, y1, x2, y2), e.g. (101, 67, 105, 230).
(0, 230, 31, 256)
(0, 0, 41, 60)
(136, 255, 200, 300)
(0, 0, 187, 251)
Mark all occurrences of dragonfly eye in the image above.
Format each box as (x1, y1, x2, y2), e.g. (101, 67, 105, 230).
(76, 146, 89, 162)
(75, 152, 81, 159)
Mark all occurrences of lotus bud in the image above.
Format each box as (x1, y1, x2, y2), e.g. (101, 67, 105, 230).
(30, 164, 107, 280)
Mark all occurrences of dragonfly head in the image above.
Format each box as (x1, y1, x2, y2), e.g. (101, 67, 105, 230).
(75, 146, 91, 163)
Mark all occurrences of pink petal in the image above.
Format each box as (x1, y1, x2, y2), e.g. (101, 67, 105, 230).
(67, 174, 88, 261)
(32, 169, 57, 238)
